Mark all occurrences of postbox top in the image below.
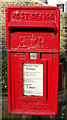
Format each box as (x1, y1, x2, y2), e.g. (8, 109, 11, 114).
(6, 6, 59, 10)
(6, 6, 60, 53)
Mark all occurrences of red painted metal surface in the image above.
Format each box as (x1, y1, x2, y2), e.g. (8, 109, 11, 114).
(6, 6, 60, 115)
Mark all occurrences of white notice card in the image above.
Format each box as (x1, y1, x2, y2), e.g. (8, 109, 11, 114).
(23, 63, 43, 96)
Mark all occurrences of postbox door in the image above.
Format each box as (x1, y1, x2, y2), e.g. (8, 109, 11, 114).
(8, 52, 59, 115)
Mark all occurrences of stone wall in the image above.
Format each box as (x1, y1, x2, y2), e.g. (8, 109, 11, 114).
(60, 12, 67, 52)
(60, 12, 67, 92)
(60, 12, 67, 51)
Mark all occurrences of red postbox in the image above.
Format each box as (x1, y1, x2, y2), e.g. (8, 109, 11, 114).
(6, 6, 60, 115)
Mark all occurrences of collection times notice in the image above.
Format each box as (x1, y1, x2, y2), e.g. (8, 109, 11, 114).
(23, 63, 43, 96)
